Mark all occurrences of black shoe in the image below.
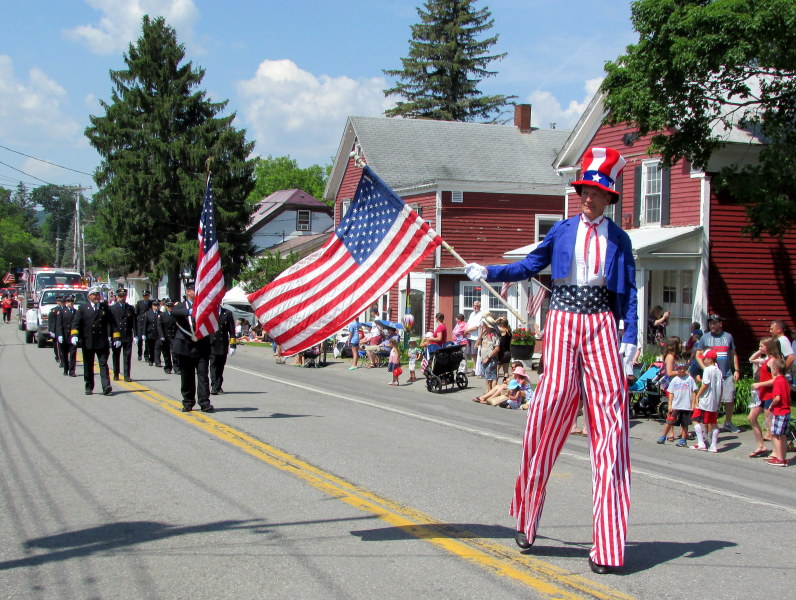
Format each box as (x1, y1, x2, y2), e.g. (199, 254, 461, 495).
(173, 369, 181, 375)
(588, 558, 614, 575)
(85, 390, 93, 395)
(217, 388, 224, 394)
(164, 368, 172, 374)
(515, 531, 532, 549)
(154, 363, 162, 367)
(103, 386, 112, 396)
(138, 356, 142, 361)
(148, 362, 154, 366)
(181, 406, 192, 412)
(210, 390, 218, 395)
(201, 405, 215, 413)
(124, 377, 132, 382)
(70, 372, 77, 377)
(113, 375, 119, 381)
(63, 371, 68, 376)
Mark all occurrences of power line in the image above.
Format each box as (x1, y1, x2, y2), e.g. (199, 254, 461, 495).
(0, 160, 54, 185)
(0, 144, 93, 176)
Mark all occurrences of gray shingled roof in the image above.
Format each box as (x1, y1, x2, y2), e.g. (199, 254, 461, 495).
(348, 116, 571, 191)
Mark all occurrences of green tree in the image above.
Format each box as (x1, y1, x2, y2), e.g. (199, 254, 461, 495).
(601, 0, 796, 238)
(30, 184, 84, 268)
(383, 0, 515, 121)
(246, 155, 330, 206)
(85, 15, 255, 299)
(237, 251, 301, 294)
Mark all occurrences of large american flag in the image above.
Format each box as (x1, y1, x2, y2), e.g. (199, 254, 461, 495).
(193, 175, 225, 339)
(248, 166, 442, 355)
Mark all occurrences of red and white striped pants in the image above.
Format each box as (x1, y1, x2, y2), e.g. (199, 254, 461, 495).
(510, 309, 630, 566)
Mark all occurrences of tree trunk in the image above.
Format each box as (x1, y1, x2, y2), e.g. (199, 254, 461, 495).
(168, 265, 182, 303)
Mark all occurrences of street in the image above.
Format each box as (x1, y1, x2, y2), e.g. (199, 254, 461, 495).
(1, 323, 794, 600)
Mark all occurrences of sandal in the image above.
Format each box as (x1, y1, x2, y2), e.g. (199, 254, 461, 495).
(472, 397, 482, 403)
(748, 449, 769, 458)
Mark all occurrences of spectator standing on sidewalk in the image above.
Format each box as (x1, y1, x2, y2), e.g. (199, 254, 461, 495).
(696, 314, 741, 433)
(465, 301, 483, 375)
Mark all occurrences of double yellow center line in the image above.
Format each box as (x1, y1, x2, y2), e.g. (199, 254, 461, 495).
(119, 378, 634, 600)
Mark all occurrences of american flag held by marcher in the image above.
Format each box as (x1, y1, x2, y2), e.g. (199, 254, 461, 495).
(193, 175, 225, 339)
(248, 166, 442, 356)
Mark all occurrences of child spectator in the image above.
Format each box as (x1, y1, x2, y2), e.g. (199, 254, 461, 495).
(407, 339, 420, 383)
(692, 349, 723, 452)
(765, 358, 791, 467)
(658, 361, 697, 446)
(749, 338, 782, 456)
(500, 366, 534, 409)
(387, 337, 401, 386)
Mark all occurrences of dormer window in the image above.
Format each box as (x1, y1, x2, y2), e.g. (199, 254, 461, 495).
(297, 210, 311, 231)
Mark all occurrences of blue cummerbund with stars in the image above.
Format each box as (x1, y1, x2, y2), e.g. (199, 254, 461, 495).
(549, 285, 610, 314)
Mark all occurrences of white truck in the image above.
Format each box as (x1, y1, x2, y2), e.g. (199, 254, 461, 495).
(26, 287, 89, 346)
(18, 267, 83, 330)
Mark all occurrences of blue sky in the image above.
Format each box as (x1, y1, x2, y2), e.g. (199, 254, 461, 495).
(0, 0, 638, 196)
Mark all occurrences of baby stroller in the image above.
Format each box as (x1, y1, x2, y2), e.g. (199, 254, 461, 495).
(628, 363, 667, 419)
(424, 344, 468, 393)
(302, 345, 322, 368)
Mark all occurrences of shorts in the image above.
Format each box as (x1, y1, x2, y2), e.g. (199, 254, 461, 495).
(667, 410, 692, 427)
(762, 399, 773, 410)
(387, 363, 397, 373)
(408, 359, 416, 371)
(721, 374, 735, 403)
(482, 359, 497, 381)
(468, 339, 478, 354)
(770, 414, 790, 436)
(691, 408, 717, 425)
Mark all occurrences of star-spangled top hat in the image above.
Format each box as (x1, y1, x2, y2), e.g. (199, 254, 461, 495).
(571, 147, 626, 205)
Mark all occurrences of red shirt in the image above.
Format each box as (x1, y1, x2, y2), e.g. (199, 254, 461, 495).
(770, 375, 791, 416)
(433, 323, 447, 344)
(758, 358, 774, 401)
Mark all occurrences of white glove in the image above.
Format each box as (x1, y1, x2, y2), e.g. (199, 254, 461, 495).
(133, 336, 138, 344)
(228, 346, 236, 357)
(70, 336, 78, 346)
(464, 262, 487, 282)
(113, 340, 121, 349)
(50, 332, 55, 338)
(620, 343, 637, 377)
(58, 335, 63, 343)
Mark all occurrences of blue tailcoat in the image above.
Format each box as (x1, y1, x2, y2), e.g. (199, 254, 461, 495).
(486, 215, 638, 345)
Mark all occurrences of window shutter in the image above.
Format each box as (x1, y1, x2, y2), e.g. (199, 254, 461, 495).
(633, 165, 642, 227)
(613, 173, 623, 222)
(660, 166, 670, 226)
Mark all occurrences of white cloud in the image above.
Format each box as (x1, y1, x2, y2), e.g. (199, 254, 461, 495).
(237, 59, 394, 166)
(0, 55, 81, 145)
(527, 77, 603, 130)
(64, 0, 200, 55)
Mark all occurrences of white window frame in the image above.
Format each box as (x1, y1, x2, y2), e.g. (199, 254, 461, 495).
(535, 214, 563, 243)
(296, 210, 311, 231)
(451, 191, 463, 203)
(641, 160, 662, 226)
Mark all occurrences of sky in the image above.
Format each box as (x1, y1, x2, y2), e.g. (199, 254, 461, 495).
(0, 0, 638, 197)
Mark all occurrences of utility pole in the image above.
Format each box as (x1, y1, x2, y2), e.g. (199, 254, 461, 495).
(65, 186, 91, 274)
(55, 237, 62, 267)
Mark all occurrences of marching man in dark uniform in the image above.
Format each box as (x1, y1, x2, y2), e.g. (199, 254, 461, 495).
(209, 305, 237, 395)
(171, 282, 214, 412)
(71, 286, 119, 395)
(156, 298, 177, 374)
(48, 295, 65, 365)
(110, 287, 137, 381)
(143, 299, 161, 365)
(134, 290, 152, 361)
(56, 294, 78, 377)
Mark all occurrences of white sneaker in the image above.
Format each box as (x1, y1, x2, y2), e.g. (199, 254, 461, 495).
(708, 445, 718, 453)
(724, 423, 740, 433)
(691, 444, 707, 451)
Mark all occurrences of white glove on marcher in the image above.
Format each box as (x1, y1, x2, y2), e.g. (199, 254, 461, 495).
(133, 336, 138, 344)
(58, 335, 63, 343)
(464, 262, 488, 282)
(228, 346, 236, 357)
(70, 336, 78, 346)
(113, 340, 121, 349)
(619, 343, 637, 377)
(50, 332, 55, 338)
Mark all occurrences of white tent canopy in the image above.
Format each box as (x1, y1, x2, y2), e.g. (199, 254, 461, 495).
(223, 284, 251, 305)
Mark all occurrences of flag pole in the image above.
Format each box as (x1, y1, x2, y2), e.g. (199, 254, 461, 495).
(441, 241, 526, 323)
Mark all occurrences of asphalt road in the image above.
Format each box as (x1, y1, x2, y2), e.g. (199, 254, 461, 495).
(1, 323, 793, 600)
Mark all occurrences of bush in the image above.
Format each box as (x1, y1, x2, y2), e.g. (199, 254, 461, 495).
(734, 376, 752, 414)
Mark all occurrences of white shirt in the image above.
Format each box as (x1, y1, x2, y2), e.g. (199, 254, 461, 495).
(554, 214, 608, 287)
(466, 309, 482, 341)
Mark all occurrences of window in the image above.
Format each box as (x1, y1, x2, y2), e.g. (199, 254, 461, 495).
(296, 210, 310, 231)
(451, 191, 463, 203)
(603, 203, 615, 221)
(642, 161, 661, 225)
(460, 282, 507, 322)
(535, 215, 562, 242)
(341, 199, 351, 217)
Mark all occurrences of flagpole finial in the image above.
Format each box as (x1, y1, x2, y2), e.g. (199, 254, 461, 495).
(205, 156, 213, 178)
(349, 143, 367, 169)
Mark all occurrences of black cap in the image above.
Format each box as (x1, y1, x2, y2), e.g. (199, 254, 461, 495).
(66, 294, 76, 302)
(56, 295, 64, 301)
(152, 298, 160, 305)
(184, 281, 195, 291)
(142, 290, 151, 296)
(116, 288, 127, 295)
(707, 314, 723, 322)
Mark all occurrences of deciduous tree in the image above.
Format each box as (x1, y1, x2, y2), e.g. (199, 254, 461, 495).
(602, 0, 796, 237)
(247, 156, 329, 206)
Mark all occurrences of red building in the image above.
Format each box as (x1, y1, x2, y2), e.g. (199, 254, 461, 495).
(324, 106, 570, 336)
(541, 92, 796, 358)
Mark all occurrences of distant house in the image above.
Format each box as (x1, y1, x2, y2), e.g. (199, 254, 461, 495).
(508, 91, 796, 357)
(247, 189, 333, 256)
(324, 105, 571, 335)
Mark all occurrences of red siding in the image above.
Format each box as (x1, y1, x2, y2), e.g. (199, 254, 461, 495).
(439, 190, 562, 267)
(708, 189, 796, 357)
(567, 124, 700, 228)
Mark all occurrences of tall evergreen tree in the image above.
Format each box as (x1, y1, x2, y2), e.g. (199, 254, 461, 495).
(383, 0, 515, 121)
(86, 16, 255, 299)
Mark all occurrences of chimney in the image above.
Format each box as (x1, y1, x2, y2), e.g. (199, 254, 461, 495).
(514, 104, 531, 133)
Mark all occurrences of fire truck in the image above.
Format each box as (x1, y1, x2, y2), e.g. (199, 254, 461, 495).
(17, 267, 84, 330)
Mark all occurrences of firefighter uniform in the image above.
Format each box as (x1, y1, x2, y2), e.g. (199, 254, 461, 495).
(48, 296, 65, 365)
(134, 291, 152, 361)
(143, 300, 161, 365)
(155, 298, 177, 373)
(56, 295, 78, 376)
(171, 283, 213, 412)
(209, 307, 237, 395)
(110, 288, 137, 381)
(71, 287, 118, 395)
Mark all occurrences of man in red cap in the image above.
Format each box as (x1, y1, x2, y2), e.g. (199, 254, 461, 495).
(465, 147, 637, 574)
